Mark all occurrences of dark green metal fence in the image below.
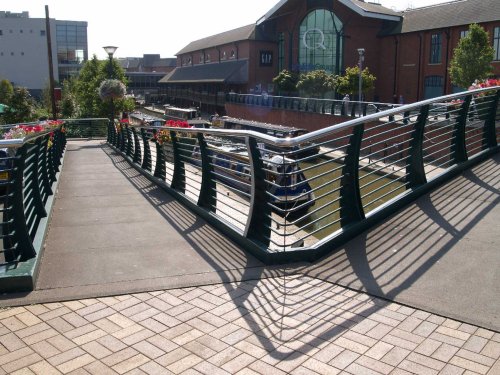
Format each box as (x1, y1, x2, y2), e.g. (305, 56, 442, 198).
(108, 87, 500, 264)
(0, 123, 66, 291)
(62, 118, 108, 139)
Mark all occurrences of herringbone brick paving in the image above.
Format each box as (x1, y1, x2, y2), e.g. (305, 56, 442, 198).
(1, 275, 499, 374)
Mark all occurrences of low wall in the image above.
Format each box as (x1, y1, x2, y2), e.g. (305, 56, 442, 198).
(225, 103, 348, 132)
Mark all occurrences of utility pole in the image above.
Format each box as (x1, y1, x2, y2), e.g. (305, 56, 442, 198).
(45, 5, 57, 120)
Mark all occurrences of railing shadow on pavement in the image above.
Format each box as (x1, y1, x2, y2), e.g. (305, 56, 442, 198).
(302, 154, 499, 331)
(101, 141, 499, 362)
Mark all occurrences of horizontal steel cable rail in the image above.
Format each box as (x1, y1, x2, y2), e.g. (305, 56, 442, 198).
(109, 87, 499, 264)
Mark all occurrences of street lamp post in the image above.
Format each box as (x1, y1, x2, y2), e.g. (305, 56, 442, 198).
(103, 46, 118, 124)
(357, 48, 365, 115)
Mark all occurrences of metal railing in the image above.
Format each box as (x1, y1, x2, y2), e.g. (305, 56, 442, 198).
(108, 87, 499, 264)
(63, 118, 109, 139)
(225, 92, 402, 117)
(0, 122, 66, 286)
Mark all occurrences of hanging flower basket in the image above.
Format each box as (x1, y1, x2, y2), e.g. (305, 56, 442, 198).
(98, 79, 126, 101)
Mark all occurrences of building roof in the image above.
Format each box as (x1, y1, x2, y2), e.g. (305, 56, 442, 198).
(159, 60, 248, 84)
(257, 0, 400, 24)
(175, 24, 256, 55)
(390, 0, 500, 34)
(338, 0, 401, 20)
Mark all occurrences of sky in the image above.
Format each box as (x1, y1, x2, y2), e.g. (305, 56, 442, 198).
(7, 0, 454, 59)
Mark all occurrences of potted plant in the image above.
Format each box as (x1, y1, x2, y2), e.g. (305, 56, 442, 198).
(98, 79, 126, 101)
(468, 78, 499, 120)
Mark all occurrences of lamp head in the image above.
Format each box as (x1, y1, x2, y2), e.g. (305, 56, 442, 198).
(103, 46, 118, 57)
(357, 48, 365, 56)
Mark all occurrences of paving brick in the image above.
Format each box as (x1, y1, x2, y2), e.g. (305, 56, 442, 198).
(23, 328, 59, 346)
(221, 353, 256, 373)
(101, 347, 139, 367)
(354, 355, 394, 374)
(429, 332, 466, 348)
(301, 357, 341, 375)
(194, 361, 232, 375)
(474, 328, 494, 340)
(407, 352, 446, 371)
(414, 338, 441, 356)
(328, 349, 359, 370)
(140, 360, 174, 375)
(72, 329, 107, 346)
(48, 347, 86, 366)
(166, 353, 203, 374)
(436, 326, 471, 341)
(463, 336, 488, 353)
(56, 353, 95, 373)
(380, 346, 410, 366)
(31, 340, 61, 358)
(146, 335, 178, 353)
(155, 347, 191, 367)
(47, 335, 77, 352)
(364, 341, 394, 360)
(480, 340, 500, 359)
(84, 360, 119, 375)
(439, 363, 466, 375)
(432, 343, 460, 363)
(455, 348, 496, 367)
(81, 341, 113, 359)
(111, 353, 150, 374)
(0, 332, 26, 351)
(97, 335, 127, 353)
(413, 321, 438, 338)
(365, 323, 393, 340)
(2, 352, 43, 373)
(449, 356, 490, 374)
(248, 359, 288, 375)
(61, 313, 89, 328)
(398, 359, 438, 375)
(28, 360, 62, 375)
(334, 337, 369, 354)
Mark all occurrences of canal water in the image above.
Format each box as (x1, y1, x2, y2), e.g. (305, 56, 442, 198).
(297, 155, 406, 241)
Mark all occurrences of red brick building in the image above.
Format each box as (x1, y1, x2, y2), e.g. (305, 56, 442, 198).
(159, 0, 500, 111)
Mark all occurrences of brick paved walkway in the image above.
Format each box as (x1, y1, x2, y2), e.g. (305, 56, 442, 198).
(1, 275, 499, 374)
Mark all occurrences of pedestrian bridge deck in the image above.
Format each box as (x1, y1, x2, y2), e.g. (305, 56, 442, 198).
(1, 140, 498, 334)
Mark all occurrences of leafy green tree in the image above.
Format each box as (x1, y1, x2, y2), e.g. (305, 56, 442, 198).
(3, 87, 37, 124)
(0, 79, 14, 104)
(449, 23, 495, 89)
(73, 54, 129, 118)
(336, 66, 376, 98)
(272, 69, 299, 95)
(296, 70, 338, 98)
(60, 78, 77, 118)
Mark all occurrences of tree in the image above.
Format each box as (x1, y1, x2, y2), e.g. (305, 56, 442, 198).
(3, 87, 37, 124)
(0, 79, 14, 104)
(336, 66, 377, 98)
(449, 24, 495, 89)
(73, 54, 130, 118)
(272, 70, 299, 96)
(296, 70, 338, 98)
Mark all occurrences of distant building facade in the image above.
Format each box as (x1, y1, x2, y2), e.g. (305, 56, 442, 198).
(118, 54, 176, 100)
(159, 0, 500, 113)
(0, 11, 88, 97)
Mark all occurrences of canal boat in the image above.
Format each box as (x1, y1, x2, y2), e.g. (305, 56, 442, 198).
(193, 139, 315, 214)
(211, 116, 320, 159)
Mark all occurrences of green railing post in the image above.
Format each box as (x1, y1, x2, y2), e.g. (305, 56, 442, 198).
(40, 135, 53, 197)
(126, 125, 134, 158)
(244, 137, 271, 247)
(452, 95, 472, 164)
(483, 90, 500, 149)
(29, 139, 48, 220)
(196, 133, 216, 211)
(339, 124, 365, 226)
(140, 128, 152, 172)
(132, 127, 142, 164)
(120, 124, 127, 153)
(170, 132, 186, 192)
(153, 130, 166, 181)
(406, 104, 429, 188)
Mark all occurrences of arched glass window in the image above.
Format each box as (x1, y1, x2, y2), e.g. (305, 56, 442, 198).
(298, 9, 343, 74)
